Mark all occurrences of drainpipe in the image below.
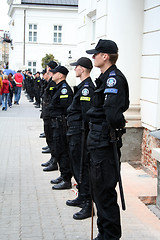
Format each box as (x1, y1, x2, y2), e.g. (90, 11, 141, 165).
(23, 9, 26, 66)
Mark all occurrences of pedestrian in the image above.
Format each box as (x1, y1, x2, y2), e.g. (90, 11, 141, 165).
(14, 70, 23, 105)
(86, 39, 129, 240)
(1, 75, 12, 111)
(66, 57, 95, 220)
(49, 66, 73, 190)
(0, 70, 3, 106)
(8, 73, 16, 107)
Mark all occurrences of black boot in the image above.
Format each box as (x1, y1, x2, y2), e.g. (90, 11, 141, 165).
(66, 194, 85, 208)
(73, 200, 93, 220)
(43, 158, 58, 171)
(41, 157, 53, 167)
(52, 180, 72, 190)
(42, 145, 49, 150)
(93, 233, 103, 240)
(50, 176, 63, 184)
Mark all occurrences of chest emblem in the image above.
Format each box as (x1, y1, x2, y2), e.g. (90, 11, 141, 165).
(82, 88, 89, 96)
(61, 88, 68, 94)
(106, 77, 116, 87)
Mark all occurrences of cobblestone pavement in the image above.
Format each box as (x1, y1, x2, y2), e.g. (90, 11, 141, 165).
(0, 92, 160, 240)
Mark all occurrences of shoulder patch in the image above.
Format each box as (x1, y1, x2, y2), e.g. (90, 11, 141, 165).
(109, 70, 116, 77)
(82, 88, 89, 96)
(84, 82, 89, 87)
(62, 83, 67, 88)
(106, 77, 116, 87)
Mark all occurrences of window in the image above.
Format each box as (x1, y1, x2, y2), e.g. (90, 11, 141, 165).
(53, 25, 62, 43)
(29, 24, 37, 42)
(28, 61, 36, 74)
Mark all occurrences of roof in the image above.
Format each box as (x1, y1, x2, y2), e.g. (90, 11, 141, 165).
(21, 0, 78, 6)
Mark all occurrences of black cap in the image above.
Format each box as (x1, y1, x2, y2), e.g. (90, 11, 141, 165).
(70, 57, 93, 69)
(47, 61, 58, 69)
(41, 68, 47, 75)
(49, 66, 69, 76)
(86, 39, 118, 54)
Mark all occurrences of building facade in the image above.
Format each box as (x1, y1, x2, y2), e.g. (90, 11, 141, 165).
(7, 0, 79, 75)
(0, 30, 10, 69)
(77, 0, 160, 174)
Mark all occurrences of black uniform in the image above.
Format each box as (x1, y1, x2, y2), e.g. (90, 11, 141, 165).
(34, 76, 42, 105)
(87, 65, 129, 240)
(49, 80, 73, 182)
(67, 77, 95, 199)
(42, 78, 56, 156)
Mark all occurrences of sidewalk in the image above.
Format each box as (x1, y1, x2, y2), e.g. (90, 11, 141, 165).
(0, 92, 160, 240)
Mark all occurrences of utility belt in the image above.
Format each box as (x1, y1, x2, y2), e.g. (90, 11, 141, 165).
(89, 123, 103, 132)
(51, 115, 67, 128)
(67, 121, 82, 128)
(89, 122, 126, 139)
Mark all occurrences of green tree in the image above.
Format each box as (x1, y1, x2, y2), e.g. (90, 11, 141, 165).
(41, 54, 58, 68)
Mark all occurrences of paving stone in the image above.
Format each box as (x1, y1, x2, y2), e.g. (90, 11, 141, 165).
(0, 92, 160, 240)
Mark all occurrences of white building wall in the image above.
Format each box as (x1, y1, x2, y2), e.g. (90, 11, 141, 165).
(77, 0, 144, 127)
(8, 4, 78, 87)
(141, 1, 160, 130)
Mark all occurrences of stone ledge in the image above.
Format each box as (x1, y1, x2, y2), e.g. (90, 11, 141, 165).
(152, 148, 160, 163)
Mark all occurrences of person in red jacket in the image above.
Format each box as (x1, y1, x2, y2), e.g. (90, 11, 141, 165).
(1, 75, 12, 111)
(13, 70, 23, 105)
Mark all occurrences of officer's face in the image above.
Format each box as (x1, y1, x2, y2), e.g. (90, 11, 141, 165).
(92, 52, 106, 68)
(52, 72, 61, 83)
(75, 65, 82, 77)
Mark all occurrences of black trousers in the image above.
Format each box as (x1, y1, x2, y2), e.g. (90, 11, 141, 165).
(87, 130, 121, 240)
(52, 120, 72, 181)
(68, 130, 91, 199)
(43, 118, 54, 157)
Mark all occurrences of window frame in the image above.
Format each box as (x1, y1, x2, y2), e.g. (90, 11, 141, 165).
(53, 25, 62, 44)
(28, 61, 37, 74)
(28, 24, 38, 43)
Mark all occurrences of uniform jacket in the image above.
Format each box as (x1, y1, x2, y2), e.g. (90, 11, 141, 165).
(87, 64, 129, 129)
(67, 77, 95, 125)
(42, 79, 56, 119)
(49, 80, 73, 118)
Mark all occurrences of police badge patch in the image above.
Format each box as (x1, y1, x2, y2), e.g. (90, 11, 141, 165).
(82, 88, 89, 96)
(106, 78, 116, 87)
(61, 88, 68, 94)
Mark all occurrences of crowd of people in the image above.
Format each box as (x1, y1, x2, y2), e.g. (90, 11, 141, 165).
(0, 70, 23, 111)
(2, 39, 130, 240)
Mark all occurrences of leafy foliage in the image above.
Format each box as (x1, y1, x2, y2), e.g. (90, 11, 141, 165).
(41, 54, 58, 68)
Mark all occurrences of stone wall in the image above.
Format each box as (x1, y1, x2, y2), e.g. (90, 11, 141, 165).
(141, 128, 160, 176)
(121, 127, 143, 163)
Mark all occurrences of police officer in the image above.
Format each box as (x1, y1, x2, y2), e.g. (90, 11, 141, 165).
(66, 57, 95, 220)
(41, 61, 58, 154)
(49, 66, 73, 190)
(28, 71, 35, 102)
(40, 66, 58, 171)
(34, 72, 42, 108)
(86, 39, 129, 240)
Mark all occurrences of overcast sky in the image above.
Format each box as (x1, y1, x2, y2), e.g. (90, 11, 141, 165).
(0, 0, 10, 31)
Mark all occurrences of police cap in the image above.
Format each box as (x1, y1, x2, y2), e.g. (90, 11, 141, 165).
(86, 39, 118, 54)
(47, 61, 58, 69)
(49, 66, 69, 76)
(70, 57, 93, 69)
